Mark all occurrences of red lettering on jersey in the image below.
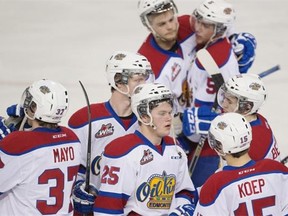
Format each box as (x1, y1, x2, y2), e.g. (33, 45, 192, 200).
(53, 147, 75, 163)
(238, 179, 265, 198)
(0, 157, 4, 168)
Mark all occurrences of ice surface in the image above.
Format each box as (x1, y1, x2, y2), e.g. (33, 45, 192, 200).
(0, 0, 287, 157)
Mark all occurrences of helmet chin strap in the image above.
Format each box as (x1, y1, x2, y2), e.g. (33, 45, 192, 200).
(114, 84, 131, 97)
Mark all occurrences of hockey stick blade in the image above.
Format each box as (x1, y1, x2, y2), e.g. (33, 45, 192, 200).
(79, 81, 92, 192)
(258, 65, 280, 78)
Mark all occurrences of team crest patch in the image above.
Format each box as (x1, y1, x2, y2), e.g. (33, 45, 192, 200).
(39, 85, 51, 94)
(136, 171, 176, 209)
(217, 121, 227, 130)
(249, 82, 261, 91)
(95, 123, 114, 138)
(171, 62, 181, 81)
(140, 149, 154, 165)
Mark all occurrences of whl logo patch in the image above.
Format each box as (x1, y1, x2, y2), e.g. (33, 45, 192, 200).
(95, 123, 114, 138)
(140, 149, 154, 165)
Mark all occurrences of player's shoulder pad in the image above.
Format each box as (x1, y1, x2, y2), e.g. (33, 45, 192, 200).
(178, 15, 195, 42)
(196, 38, 232, 70)
(68, 102, 109, 129)
(138, 36, 168, 79)
(0, 126, 79, 155)
(104, 133, 143, 158)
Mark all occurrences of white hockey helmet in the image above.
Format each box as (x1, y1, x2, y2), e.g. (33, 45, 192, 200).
(138, 0, 178, 28)
(193, 0, 236, 35)
(22, 79, 69, 123)
(217, 74, 267, 115)
(106, 51, 154, 94)
(208, 112, 252, 155)
(131, 83, 173, 125)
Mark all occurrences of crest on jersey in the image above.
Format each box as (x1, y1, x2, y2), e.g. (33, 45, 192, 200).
(95, 123, 114, 138)
(114, 53, 126, 60)
(249, 82, 261, 91)
(39, 85, 51, 94)
(136, 171, 176, 209)
(140, 149, 154, 165)
(223, 7, 232, 15)
(171, 62, 181, 81)
(217, 121, 227, 130)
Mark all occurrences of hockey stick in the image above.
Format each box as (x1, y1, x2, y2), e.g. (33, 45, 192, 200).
(258, 65, 280, 78)
(79, 81, 92, 193)
(281, 156, 288, 165)
(188, 49, 280, 176)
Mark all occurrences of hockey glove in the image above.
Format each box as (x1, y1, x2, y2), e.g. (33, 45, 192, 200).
(0, 117, 15, 140)
(169, 204, 195, 216)
(6, 104, 24, 117)
(182, 106, 218, 136)
(172, 113, 183, 136)
(229, 32, 257, 73)
(72, 180, 98, 214)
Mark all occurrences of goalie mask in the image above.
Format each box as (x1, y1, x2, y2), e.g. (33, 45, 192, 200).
(193, 0, 236, 36)
(138, 0, 178, 28)
(106, 51, 154, 95)
(131, 83, 174, 127)
(217, 74, 267, 115)
(208, 112, 252, 156)
(21, 79, 69, 123)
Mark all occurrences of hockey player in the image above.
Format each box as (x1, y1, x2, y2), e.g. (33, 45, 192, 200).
(183, 74, 281, 167)
(94, 83, 195, 215)
(137, 0, 257, 111)
(217, 74, 281, 161)
(0, 79, 81, 215)
(68, 51, 154, 214)
(183, 0, 243, 188)
(194, 112, 288, 215)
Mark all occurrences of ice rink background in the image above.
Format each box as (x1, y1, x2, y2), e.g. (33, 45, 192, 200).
(0, 0, 287, 157)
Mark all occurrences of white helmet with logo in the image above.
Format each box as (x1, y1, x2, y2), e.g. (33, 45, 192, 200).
(131, 83, 173, 126)
(22, 79, 69, 123)
(138, 0, 178, 28)
(193, 0, 236, 35)
(217, 74, 267, 115)
(106, 51, 154, 94)
(208, 112, 252, 156)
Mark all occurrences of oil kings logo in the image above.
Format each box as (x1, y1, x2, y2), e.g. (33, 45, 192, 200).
(95, 123, 114, 138)
(136, 171, 176, 210)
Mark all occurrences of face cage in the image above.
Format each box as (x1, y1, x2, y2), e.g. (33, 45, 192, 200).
(137, 96, 174, 117)
(147, 2, 174, 16)
(193, 10, 227, 35)
(120, 69, 154, 85)
(218, 85, 255, 115)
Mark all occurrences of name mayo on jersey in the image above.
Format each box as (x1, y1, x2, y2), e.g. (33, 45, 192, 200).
(53, 146, 75, 163)
(136, 171, 176, 209)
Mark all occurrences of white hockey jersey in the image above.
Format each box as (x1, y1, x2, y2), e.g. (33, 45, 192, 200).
(188, 37, 240, 107)
(0, 126, 81, 216)
(94, 130, 195, 215)
(68, 101, 139, 190)
(194, 159, 288, 215)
